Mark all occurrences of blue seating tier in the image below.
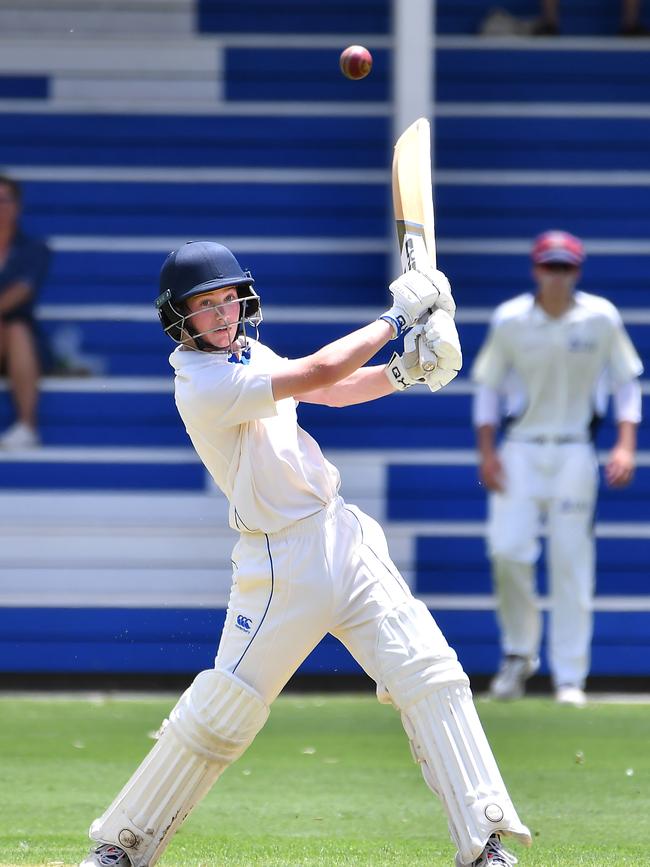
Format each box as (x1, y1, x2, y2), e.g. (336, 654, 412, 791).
(2, 607, 647, 676)
(438, 49, 650, 103)
(225, 49, 389, 102)
(41, 250, 389, 307)
(389, 464, 650, 522)
(198, 0, 390, 35)
(437, 0, 623, 36)
(0, 114, 391, 169)
(1, 390, 646, 454)
(416, 536, 650, 595)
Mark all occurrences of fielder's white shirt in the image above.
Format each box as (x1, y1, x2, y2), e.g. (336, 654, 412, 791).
(170, 340, 340, 534)
(471, 291, 643, 438)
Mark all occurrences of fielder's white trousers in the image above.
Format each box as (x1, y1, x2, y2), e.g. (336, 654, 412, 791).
(217, 496, 454, 703)
(487, 440, 599, 688)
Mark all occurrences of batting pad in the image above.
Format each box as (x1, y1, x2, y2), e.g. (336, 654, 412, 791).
(89, 669, 269, 867)
(401, 684, 531, 866)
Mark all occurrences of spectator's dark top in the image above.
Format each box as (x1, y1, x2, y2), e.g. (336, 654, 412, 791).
(0, 230, 51, 322)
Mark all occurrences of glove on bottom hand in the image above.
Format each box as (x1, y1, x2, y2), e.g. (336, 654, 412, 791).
(384, 309, 462, 392)
(421, 308, 463, 392)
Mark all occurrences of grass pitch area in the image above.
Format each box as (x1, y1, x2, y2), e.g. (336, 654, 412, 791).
(0, 693, 647, 866)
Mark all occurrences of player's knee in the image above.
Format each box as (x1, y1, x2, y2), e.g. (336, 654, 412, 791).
(374, 598, 469, 710)
(167, 668, 269, 764)
(488, 535, 538, 563)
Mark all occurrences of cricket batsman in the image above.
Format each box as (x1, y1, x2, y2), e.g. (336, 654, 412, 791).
(80, 241, 531, 867)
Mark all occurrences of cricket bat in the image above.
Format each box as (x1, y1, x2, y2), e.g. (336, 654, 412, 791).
(391, 117, 438, 372)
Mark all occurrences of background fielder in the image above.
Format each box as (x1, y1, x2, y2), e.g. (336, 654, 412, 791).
(472, 230, 643, 706)
(80, 241, 530, 867)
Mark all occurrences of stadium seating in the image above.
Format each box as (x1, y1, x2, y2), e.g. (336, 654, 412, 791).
(0, 0, 648, 681)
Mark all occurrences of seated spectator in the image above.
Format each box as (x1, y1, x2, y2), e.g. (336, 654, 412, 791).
(534, 0, 648, 35)
(0, 174, 50, 449)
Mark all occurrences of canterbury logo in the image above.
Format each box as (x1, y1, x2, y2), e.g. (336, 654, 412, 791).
(236, 614, 253, 632)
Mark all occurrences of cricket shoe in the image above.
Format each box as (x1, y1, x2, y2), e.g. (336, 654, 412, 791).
(465, 834, 518, 866)
(0, 421, 39, 449)
(555, 685, 587, 707)
(489, 655, 539, 700)
(79, 843, 131, 867)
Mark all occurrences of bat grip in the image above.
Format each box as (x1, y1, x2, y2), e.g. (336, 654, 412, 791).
(418, 340, 437, 372)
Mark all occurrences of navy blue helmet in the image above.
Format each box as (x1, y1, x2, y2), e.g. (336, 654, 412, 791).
(155, 241, 262, 350)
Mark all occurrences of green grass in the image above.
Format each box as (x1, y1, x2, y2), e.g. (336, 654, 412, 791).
(0, 693, 648, 866)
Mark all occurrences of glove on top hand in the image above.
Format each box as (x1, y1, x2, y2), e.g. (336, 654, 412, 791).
(380, 268, 455, 338)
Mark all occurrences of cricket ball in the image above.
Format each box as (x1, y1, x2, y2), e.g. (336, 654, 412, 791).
(339, 45, 373, 80)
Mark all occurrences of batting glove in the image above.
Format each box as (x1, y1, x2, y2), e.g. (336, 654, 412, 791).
(421, 309, 462, 392)
(384, 324, 430, 390)
(417, 265, 456, 319)
(380, 269, 440, 338)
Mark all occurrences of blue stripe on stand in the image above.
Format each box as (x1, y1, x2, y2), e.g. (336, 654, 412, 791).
(437, 0, 621, 36)
(0, 461, 205, 491)
(197, 0, 390, 35)
(432, 610, 650, 676)
(0, 75, 48, 99)
(1, 607, 647, 677)
(437, 117, 650, 171)
(416, 536, 650, 596)
(437, 252, 650, 309)
(41, 250, 389, 307)
(388, 464, 650, 522)
(438, 49, 650, 104)
(2, 390, 647, 453)
(435, 183, 650, 241)
(22, 179, 388, 238)
(34, 318, 650, 386)
(225, 48, 389, 102)
(0, 114, 391, 169)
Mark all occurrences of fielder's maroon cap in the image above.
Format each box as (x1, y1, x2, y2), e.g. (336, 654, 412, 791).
(531, 230, 585, 266)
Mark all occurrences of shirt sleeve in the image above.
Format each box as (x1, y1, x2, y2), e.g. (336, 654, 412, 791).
(613, 378, 642, 424)
(6, 238, 51, 294)
(607, 310, 644, 386)
(177, 363, 278, 430)
(470, 319, 511, 388)
(473, 383, 501, 427)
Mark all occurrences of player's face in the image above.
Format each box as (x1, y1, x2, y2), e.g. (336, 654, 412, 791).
(185, 286, 241, 349)
(534, 263, 580, 293)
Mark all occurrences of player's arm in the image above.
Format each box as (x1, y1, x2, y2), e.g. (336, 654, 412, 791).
(474, 385, 505, 492)
(294, 301, 462, 405)
(605, 379, 642, 488)
(271, 270, 441, 402)
(0, 279, 33, 314)
(295, 364, 394, 406)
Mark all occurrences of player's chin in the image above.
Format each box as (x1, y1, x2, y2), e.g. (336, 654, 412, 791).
(204, 329, 234, 351)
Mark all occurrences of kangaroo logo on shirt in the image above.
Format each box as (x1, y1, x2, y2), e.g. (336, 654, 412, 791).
(236, 614, 253, 633)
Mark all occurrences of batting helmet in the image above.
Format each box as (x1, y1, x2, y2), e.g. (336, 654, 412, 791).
(531, 230, 585, 267)
(155, 241, 262, 350)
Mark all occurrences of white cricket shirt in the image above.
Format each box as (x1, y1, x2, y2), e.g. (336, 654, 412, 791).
(170, 340, 340, 534)
(471, 291, 643, 439)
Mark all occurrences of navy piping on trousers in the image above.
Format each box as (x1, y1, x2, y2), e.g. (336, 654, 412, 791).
(344, 507, 408, 600)
(232, 533, 275, 673)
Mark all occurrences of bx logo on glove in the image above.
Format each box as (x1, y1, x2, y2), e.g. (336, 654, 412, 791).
(236, 614, 253, 633)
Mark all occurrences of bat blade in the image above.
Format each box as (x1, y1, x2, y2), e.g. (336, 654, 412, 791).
(392, 117, 436, 273)
(392, 117, 438, 372)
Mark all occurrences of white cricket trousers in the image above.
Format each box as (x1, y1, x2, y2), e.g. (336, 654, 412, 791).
(487, 440, 599, 688)
(216, 496, 456, 704)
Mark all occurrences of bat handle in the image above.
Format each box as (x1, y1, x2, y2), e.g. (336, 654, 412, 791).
(418, 340, 437, 372)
